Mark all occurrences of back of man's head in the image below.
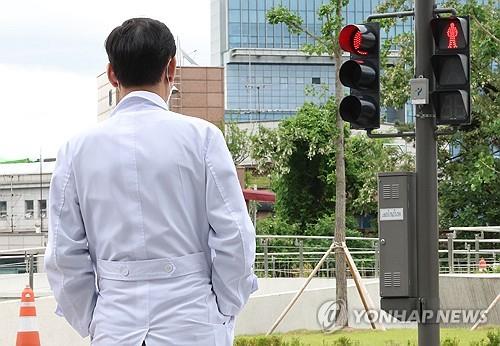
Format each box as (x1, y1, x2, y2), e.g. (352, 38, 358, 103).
(105, 18, 176, 87)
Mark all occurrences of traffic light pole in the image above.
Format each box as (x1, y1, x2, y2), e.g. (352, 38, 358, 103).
(415, 0, 440, 345)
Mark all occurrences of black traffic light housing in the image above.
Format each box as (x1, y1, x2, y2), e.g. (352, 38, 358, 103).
(338, 23, 380, 130)
(430, 16, 471, 125)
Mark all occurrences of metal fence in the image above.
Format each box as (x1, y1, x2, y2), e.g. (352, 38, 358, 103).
(0, 247, 45, 289)
(0, 229, 499, 283)
(255, 235, 379, 278)
(254, 230, 500, 278)
(442, 227, 500, 274)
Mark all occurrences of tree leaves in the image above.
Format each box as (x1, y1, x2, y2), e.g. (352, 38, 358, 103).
(250, 100, 410, 229)
(224, 122, 251, 165)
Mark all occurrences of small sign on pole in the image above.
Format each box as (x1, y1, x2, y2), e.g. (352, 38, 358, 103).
(410, 77, 429, 105)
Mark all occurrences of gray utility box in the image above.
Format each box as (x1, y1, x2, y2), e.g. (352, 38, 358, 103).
(378, 173, 418, 319)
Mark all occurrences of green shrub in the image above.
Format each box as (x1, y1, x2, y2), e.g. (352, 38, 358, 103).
(234, 336, 306, 346)
(442, 337, 460, 346)
(333, 336, 360, 346)
(383, 341, 401, 346)
(469, 329, 500, 346)
(256, 216, 301, 236)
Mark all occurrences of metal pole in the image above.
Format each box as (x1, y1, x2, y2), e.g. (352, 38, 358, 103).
(374, 241, 380, 278)
(28, 254, 34, 290)
(271, 255, 276, 278)
(10, 176, 14, 233)
(252, 185, 257, 226)
(415, 0, 440, 344)
(40, 149, 43, 233)
(447, 233, 454, 273)
(299, 240, 304, 277)
(466, 244, 471, 274)
(263, 239, 269, 278)
(475, 234, 480, 267)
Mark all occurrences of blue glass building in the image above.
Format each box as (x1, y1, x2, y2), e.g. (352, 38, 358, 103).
(210, 0, 413, 124)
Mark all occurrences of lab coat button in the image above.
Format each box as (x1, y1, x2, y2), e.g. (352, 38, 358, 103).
(120, 266, 129, 276)
(164, 263, 173, 273)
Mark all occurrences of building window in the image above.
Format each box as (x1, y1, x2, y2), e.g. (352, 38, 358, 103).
(312, 77, 321, 84)
(108, 89, 113, 106)
(25, 200, 34, 219)
(0, 201, 6, 218)
(38, 200, 47, 218)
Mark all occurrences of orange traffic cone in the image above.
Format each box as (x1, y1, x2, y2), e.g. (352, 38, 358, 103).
(16, 286, 41, 346)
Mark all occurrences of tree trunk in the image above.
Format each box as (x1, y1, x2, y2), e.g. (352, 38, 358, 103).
(333, 17, 348, 328)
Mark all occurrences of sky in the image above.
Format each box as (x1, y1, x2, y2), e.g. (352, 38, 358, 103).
(0, 0, 211, 160)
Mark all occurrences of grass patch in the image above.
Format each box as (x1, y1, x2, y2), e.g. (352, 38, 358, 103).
(235, 327, 500, 346)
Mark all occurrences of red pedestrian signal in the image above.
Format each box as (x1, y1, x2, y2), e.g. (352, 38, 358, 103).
(431, 17, 468, 50)
(446, 22, 458, 49)
(430, 17, 471, 125)
(338, 23, 380, 130)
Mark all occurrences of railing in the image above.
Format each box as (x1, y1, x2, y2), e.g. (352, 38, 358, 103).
(1, 229, 499, 284)
(254, 231, 500, 278)
(0, 247, 46, 289)
(255, 235, 379, 278)
(441, 227, 500, 274)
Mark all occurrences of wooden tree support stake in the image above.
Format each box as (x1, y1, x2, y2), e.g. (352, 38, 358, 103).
(341, 241, 385, 331)
(266, 241, 386, 335)
(470, 293, 500, 331)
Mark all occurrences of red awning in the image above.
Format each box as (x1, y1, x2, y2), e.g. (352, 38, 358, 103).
(242, 189, 276, 203)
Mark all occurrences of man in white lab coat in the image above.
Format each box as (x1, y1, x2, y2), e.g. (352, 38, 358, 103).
(44, 18, 257, 346)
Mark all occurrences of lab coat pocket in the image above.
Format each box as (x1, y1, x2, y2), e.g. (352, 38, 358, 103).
(207, 291, 232, 326)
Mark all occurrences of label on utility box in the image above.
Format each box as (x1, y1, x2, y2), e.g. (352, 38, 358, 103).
(379, 208, 404, 221)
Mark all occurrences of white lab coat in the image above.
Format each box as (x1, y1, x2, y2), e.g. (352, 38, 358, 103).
(44, 91, 258, 346)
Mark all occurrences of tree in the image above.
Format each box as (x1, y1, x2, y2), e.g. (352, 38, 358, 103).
(267, 1, 350, 327)
(251, 101, 413, 231)
(252, 99, 339, 229)
(250, 99, 412, 330)
(345, 135, 413, 219)
(224, 122, 251, 165)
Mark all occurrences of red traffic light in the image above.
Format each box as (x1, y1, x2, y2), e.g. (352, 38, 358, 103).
(339, 24, 377, 55)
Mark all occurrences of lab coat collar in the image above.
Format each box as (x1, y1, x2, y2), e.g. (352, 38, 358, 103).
(110, 90, 169, 117)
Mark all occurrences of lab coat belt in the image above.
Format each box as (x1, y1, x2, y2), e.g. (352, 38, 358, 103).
(96, 252, 210, 281)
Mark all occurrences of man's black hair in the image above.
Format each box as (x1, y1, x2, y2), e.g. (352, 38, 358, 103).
(105, 18, 176, 87)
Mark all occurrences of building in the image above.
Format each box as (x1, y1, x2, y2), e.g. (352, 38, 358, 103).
(97, 66, 225, 126)
(169, 66, 225, 126)
(211, 0, 413, 124)
(0, 161, 53, 254)
(96, 72, 118, 122)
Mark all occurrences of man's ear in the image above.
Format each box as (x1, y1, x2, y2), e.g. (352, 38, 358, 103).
(107, 63, 119, 88)
(167, 57, 177, 83)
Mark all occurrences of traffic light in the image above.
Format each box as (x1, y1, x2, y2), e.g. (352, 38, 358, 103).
(338, 23, 380, 130)
(430, 16, 471, 125)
